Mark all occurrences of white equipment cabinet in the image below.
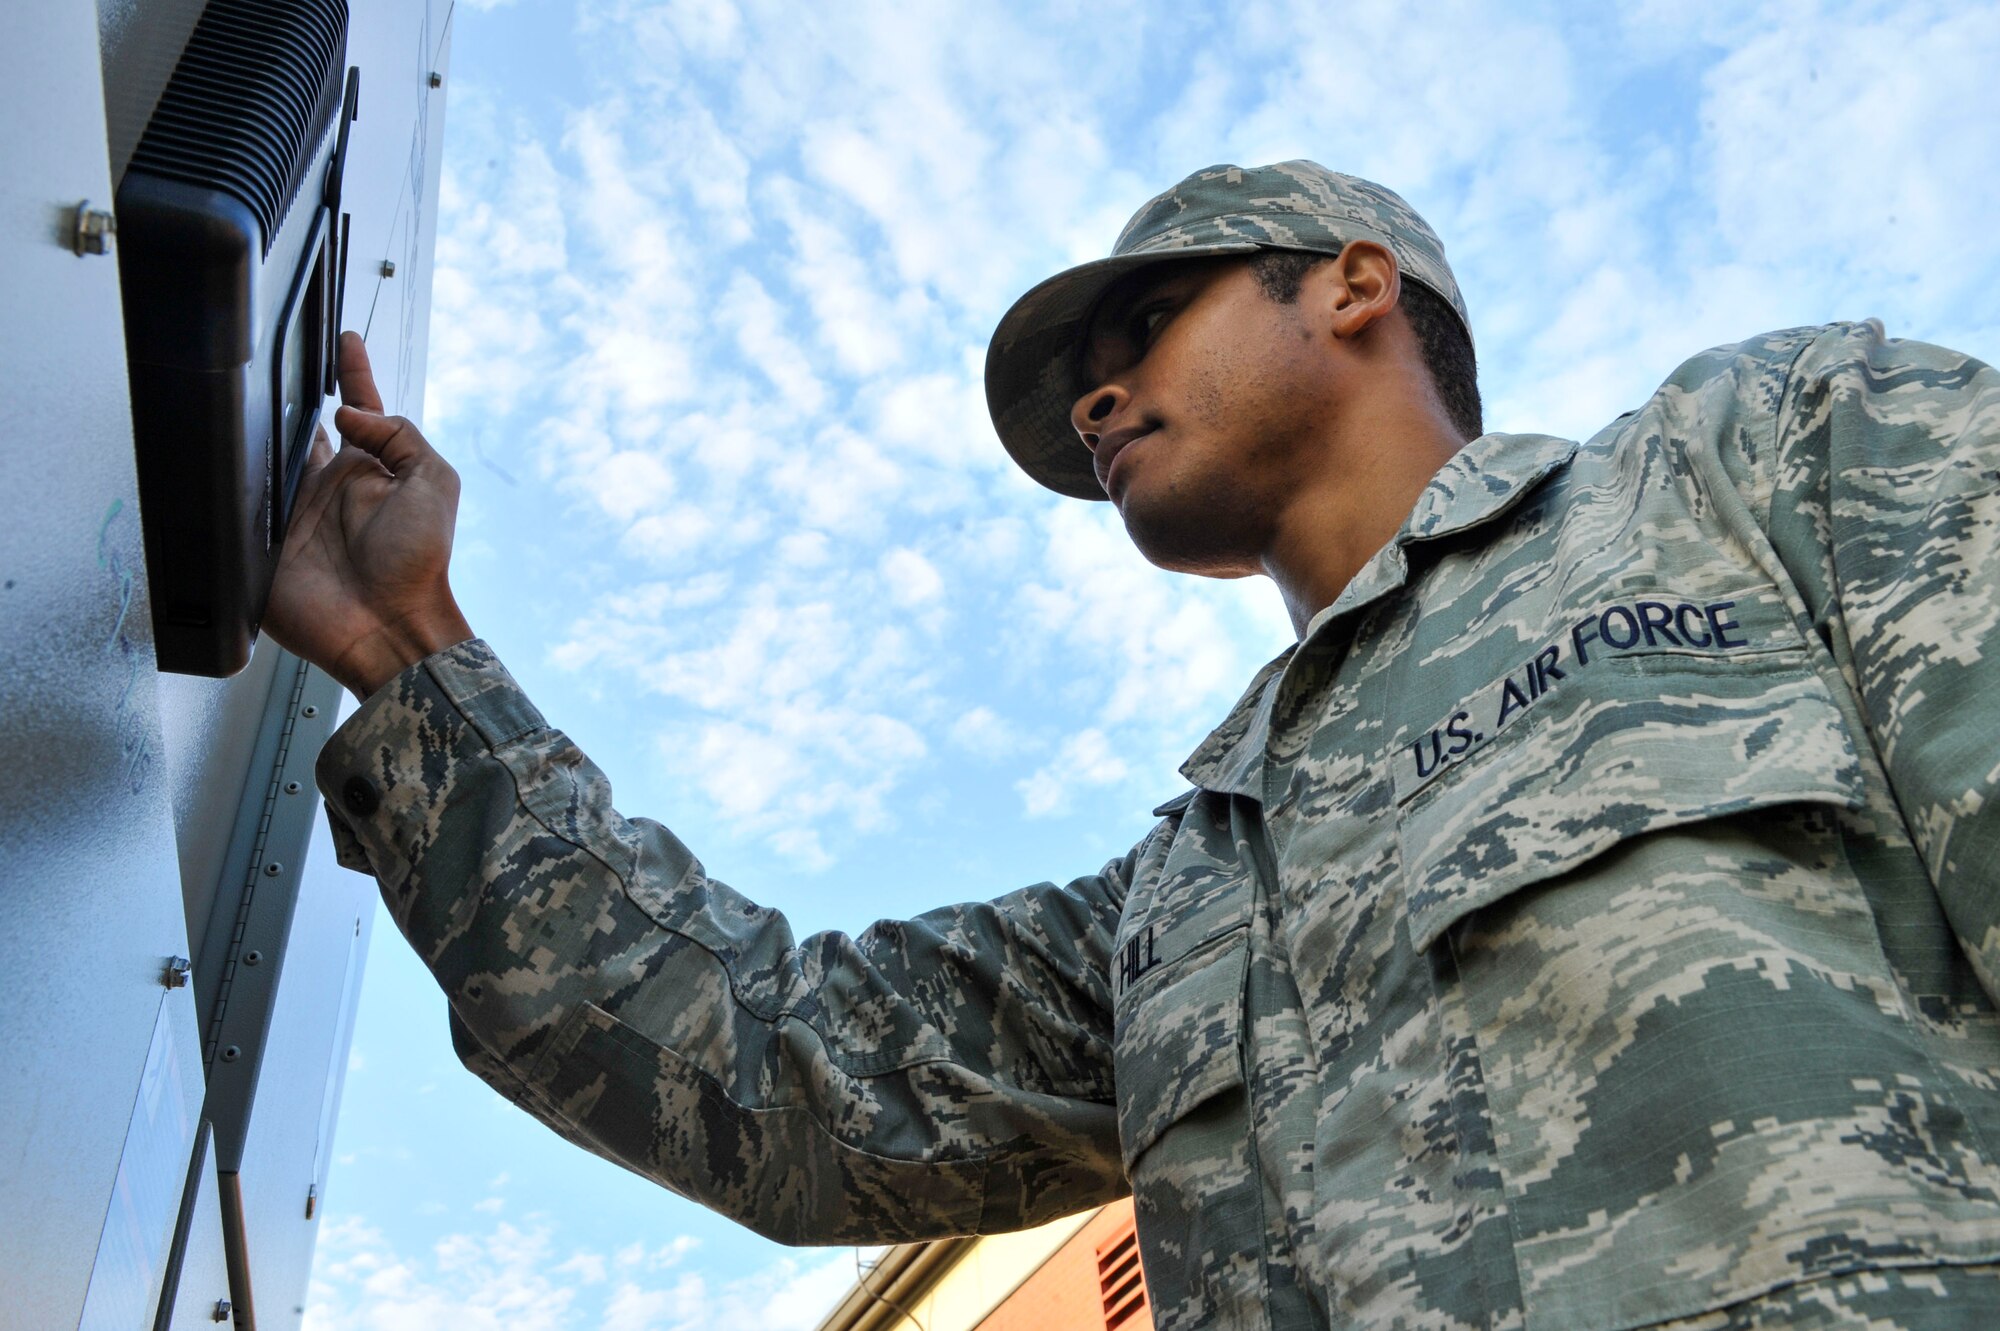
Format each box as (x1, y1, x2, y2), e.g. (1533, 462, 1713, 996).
(0, 3, 448, 1326)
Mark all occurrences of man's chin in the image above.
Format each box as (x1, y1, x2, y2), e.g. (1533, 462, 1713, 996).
(1118, 503, 1260, 579)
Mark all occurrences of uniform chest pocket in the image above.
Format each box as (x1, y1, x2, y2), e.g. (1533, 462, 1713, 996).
(1396, 654, 2000, 1330)
(1112, 925, 1259, 1330)
(1113, 801, 1253, 1170)
(1113, 929, 1248, 1170)
(1397, 648, 1864, 953)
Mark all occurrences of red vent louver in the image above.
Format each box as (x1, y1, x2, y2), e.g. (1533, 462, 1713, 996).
(1095, 1222, 1150, 1330)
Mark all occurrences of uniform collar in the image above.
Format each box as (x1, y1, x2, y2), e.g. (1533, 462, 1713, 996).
(1398, 431, 1578, 545)
(1178, 432, 1579, 799)
(1174, 650, 1294, 800)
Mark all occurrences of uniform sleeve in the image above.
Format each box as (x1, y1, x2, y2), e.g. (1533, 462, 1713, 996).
(1761, 321, 2000, 998)
(315, 639, 1130, 1245)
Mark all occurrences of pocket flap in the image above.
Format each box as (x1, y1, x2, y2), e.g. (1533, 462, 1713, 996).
(1113, 929, 1248, 1169)
(1400, 658, 1864, 954)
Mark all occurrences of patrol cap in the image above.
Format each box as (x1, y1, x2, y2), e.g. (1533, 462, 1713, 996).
(984, 160, 1470, 501)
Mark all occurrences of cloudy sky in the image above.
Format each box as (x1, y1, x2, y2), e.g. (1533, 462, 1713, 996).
(305, 0, 2000, 1325)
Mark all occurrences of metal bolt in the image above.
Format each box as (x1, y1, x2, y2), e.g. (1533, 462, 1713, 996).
(212, 1299, 231, 1323)
(284, 780, 302, 795)
(302, 704, 319, 718)
(220, 1045, 241, 1062)
(305, 1183, 319, 1219)
(264, 861, 282, 877)
(428, 71, 443, 88)
(70, 202, 115, 257)
(163, 956, 192, 989)
(379, 260, 396, 278)
(243, 950, 262, 966)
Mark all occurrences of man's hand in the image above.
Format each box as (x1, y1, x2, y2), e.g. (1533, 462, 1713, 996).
(263, 331, 474, 699)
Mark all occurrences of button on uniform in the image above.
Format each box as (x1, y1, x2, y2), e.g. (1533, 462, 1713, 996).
(342, 775, 379, 816)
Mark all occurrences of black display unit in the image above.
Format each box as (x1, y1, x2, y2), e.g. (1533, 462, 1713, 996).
(117, 0, 359, 677)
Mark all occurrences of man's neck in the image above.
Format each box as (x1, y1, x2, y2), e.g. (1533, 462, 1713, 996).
(1263, 408, 1467, 638)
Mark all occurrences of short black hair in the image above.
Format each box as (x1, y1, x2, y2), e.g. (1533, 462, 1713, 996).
(1249, 249, 1482, 440)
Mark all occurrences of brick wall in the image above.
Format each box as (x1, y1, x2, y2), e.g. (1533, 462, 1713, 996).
(973, 1197, 1154, 1331)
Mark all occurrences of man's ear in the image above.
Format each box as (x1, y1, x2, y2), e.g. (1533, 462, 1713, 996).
(1323, 240, 1402, 340)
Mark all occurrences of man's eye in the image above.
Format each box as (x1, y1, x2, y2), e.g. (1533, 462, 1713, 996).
(1136, 305, 1169, 343)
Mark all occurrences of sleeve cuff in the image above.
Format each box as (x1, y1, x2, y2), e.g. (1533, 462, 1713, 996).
(313, 638, 547, 889)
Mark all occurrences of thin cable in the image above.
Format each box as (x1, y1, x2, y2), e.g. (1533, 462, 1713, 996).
(360, 0, 456, 342)
(852, 1247, 927, 1331)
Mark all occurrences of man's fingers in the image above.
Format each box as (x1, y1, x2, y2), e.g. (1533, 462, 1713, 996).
(334, 403, 434, 475)
(336, 331, 385, 415)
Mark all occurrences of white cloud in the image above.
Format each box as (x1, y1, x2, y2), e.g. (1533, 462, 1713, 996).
(1018, 728, 1131, 818)
(601, 1277, 703, 1331)
(1700, 2, 2000, 305)
(863, 360, 1005, 472)
(655, 0, 746, 65)
(620, 507, 720, 565)
(1015, 502, 1286, 764)
(769, 180, 913, 377)
(583, 451, 676, 523)
(544, 577, 936, 861)
(769, 426, 906, 535)
(647, 1236, 702, 1269)
(305, 1216, 580, 1331)
(948, 705, 1024, 760)
(720, 272, 827, 413)
(424, 107, 572, 429)
(879, 547, 944, 606)
(553, 1252, 607, 1285)
(777, 530, 831, 569)
(307, 1215, 851, 1331)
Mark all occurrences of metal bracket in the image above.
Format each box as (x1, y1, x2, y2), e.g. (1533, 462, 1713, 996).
(192, 649, 341, 1331)
(69, 200, 115, 256)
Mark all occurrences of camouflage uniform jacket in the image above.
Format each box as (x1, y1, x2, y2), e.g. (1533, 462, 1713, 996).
(320, 321, 2000, 1331)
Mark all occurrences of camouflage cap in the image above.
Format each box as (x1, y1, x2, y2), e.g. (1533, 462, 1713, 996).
(984, 160, 1470, 501)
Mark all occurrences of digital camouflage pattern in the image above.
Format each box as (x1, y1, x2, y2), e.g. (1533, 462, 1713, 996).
(321, 320, 2000, 1330)
(986, 160, 1469, 500)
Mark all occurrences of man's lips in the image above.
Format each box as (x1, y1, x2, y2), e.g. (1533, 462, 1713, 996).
(1094, 423, 1158, 496)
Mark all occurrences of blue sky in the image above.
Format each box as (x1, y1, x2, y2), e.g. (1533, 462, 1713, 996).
(304, 1, 2000, 1326)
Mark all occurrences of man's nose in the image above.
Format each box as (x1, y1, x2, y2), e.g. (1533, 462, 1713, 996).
(1070, 384, 1128, 451)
